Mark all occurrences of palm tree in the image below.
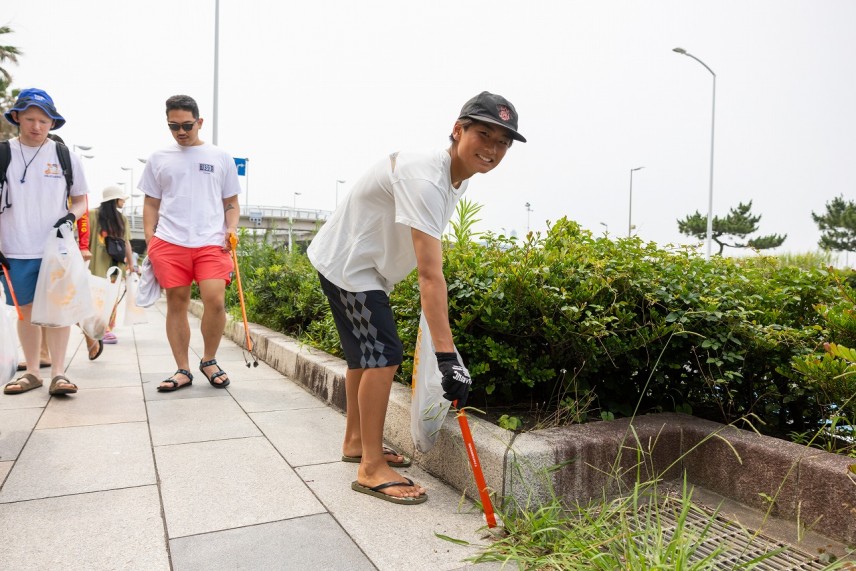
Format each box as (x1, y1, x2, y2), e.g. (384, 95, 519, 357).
(0, 26, 22, 83)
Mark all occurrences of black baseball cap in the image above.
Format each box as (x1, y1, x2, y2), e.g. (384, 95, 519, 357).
(458, 91, 526, 143)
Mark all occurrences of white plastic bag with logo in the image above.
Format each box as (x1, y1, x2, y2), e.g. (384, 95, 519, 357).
(31, 225, 93, 327)
(410, 311, 469, 453)
(80, 266, 122, 340)
(123, 270, 148, 325)
(0, 290, 17, 386)
(135, 257, 161, 308)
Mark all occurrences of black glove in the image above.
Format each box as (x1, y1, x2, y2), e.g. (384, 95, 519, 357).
(54, 212, 76, 238)
(436, 352, 472, 408)
(0, 250, 8, 270)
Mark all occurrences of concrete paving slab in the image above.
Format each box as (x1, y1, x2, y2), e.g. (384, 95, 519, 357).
(155, 437, 325, 538)
(0, 486, 169, 571)
(0, 385, 50, 410)
(36, 386, 146, 429)
(0, 407, 41, 461)
(64, 363, 141, 389)
(229, 377, 327, 413)
(147, 395, 261, 445)
(208, 358, 283, 382)
(169, 513, 376, 571)
(296, 463, 495, 571)
(0, 422, 155, 502)
(251, 408, 345, 467)
(141, 372, 230, 401)
(0, 461, 11, 485)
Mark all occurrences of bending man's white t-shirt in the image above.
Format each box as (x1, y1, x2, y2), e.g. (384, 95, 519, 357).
(308, 148, 467, 294)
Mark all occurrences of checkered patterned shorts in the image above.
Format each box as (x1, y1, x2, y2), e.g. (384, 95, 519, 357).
(318, 273, 403, 370)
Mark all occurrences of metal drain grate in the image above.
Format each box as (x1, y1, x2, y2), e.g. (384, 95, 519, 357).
(625, 496, 830, 570)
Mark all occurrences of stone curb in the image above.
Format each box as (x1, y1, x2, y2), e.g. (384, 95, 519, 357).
(194, 301, 856, 546)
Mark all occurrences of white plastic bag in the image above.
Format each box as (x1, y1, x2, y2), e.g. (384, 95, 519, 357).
(80, 266, 122, 340)
(123, 270, 148, 325)
(135, 257, 161, 308)
(410, 312, 469, 453)
(31, 225, 93, 327)
(0, 290, 17, 386)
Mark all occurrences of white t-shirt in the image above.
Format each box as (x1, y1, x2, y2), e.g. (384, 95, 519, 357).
(139, 143, 241, 248)
(0, 138, 89, 258)
(308, 148, 468, 294)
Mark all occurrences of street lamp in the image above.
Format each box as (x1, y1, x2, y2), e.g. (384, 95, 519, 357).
(673, 47, 716, 260)
(524, 202, 533, 233)
(121, 166, 136, 231)
(72, 144, 92, 153)
(335, 179, 346, 207)
(289, 191, 302, 253)
(628, 166, 644, 237)
(600, 222, 608, 234)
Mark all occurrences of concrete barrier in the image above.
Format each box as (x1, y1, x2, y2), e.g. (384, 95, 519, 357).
(194, 302, 856, 546)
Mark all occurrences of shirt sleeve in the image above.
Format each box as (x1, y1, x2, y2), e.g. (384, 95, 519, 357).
(393, 178, 448, 239)
(138, 157, 161, 199)
(221, 155, 242, 198)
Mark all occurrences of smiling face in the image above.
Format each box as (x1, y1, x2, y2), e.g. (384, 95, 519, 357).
(449, 119, 512, 184)
(167, 109, 203, 146)
(13, 107, 55, 147)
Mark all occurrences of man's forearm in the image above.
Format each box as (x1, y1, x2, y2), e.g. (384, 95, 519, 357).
(419, 273, 455, 353)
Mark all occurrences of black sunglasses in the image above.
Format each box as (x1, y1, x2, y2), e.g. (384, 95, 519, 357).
(167, 121, 197, 132)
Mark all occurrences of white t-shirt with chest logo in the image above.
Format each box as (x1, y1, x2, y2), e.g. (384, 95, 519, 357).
(139, 142, 241, 248)
(0, 138, 89, 258)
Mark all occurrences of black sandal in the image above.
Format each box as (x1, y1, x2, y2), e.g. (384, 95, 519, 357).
(199, 359, 230, 388)
(157, 369, 194, 392)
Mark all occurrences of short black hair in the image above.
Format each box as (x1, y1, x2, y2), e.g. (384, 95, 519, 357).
(449, 118, 513, 147)
(165, 95, 199, 119)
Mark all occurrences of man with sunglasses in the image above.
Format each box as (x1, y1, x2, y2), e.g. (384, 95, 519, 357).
(1, 88, 90, 396)
(140, 95, 241, 393)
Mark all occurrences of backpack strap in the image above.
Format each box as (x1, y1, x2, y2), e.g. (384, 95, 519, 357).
(0, 141, 10, 213)
(54, 140, 73, 207)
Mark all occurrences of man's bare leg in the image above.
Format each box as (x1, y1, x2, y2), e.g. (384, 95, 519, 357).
(341, 368, 407, 464)
(354, 366, 425, 498)
(159, 285, 192, 389)
(45, 325, 73, 389)
(198, 279, 229, 385)
(14, 304, 42, 380)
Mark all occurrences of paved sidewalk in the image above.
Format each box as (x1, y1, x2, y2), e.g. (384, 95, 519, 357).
(0, 303, 501, 571)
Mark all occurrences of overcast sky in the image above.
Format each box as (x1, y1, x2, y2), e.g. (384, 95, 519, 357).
(4, 1, 855, 259)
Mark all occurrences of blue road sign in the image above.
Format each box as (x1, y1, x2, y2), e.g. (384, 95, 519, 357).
(234, 157, 248, 176)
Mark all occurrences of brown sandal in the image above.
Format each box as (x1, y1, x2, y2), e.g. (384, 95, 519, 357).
(49, 375, 78, 395)
(4, 373, 43, 395)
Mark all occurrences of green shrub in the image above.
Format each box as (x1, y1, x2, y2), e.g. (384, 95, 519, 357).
(229, 219, 856, 439)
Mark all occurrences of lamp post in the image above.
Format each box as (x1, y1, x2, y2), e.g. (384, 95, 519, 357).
(289, 192, 302, 253)
(628, 166, 644, 237)
(120, 166, 136, 231)
(335, 179, 346, 207)
(673, 47, 716, 260)
(524, 202, 533, 233)
(600, 222, 608, 234)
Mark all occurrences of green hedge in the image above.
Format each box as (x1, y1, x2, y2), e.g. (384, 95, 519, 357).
(225, 221, 855, 438)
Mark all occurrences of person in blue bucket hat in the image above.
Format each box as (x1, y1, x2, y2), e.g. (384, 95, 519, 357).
(0, 88, 90, 396)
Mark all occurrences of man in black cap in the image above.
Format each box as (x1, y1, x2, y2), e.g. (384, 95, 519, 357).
(0, 88, 90, 395)
(307, 91, 525, 504)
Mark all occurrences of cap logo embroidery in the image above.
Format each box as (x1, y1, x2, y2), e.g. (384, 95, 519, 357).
(497, 105, 512, 122)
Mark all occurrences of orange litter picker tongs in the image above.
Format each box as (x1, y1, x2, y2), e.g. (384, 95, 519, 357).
(1, 265, 24, 321)
(454, 400, 498, 528)
(228, 232, 258, 368)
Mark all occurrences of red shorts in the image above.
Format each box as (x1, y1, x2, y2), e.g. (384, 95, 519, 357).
(147, 236, 233, 289)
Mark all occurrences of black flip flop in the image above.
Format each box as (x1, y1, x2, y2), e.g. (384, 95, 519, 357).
(88, 340, 104, 361)
(157, 369, 194, 392)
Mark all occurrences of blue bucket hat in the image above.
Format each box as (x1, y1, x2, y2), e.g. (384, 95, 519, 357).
(4, 88, 66, 130)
